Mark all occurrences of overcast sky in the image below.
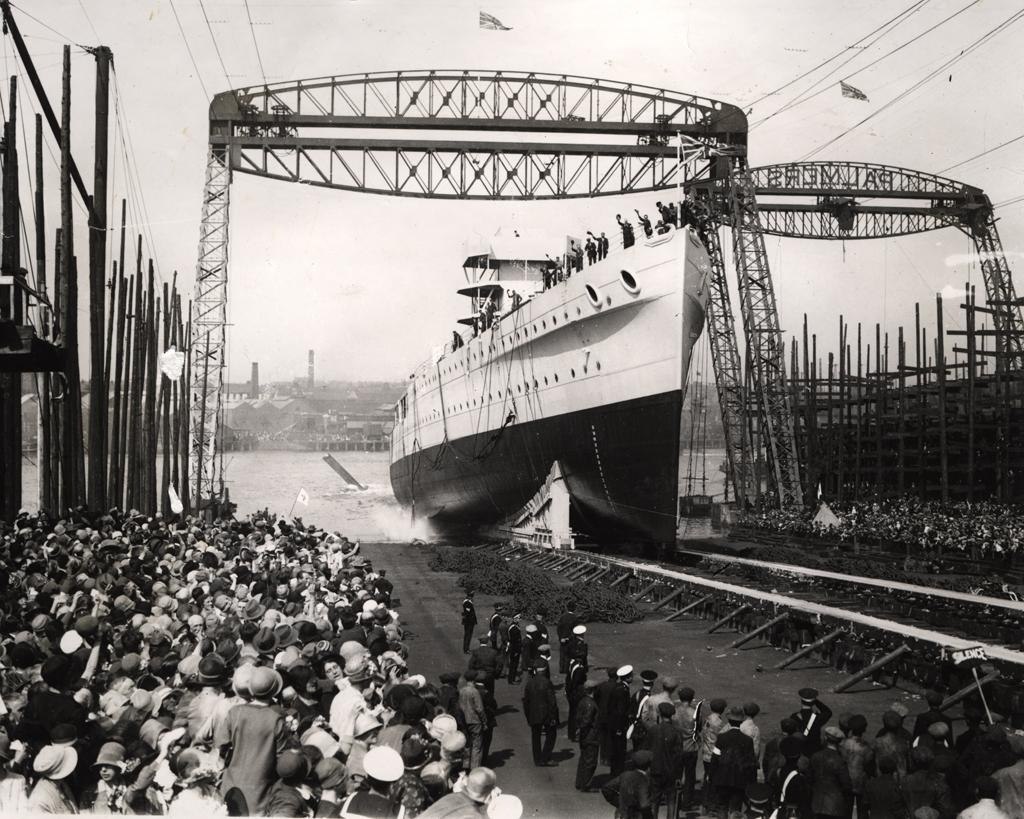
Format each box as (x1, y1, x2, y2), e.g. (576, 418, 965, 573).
(16, 0, 1024, 384)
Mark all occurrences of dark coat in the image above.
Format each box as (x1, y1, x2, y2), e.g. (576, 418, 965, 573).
(576, 695, 600, 745)
(900, 770, 954, 819)
(642, 721, 685, 779)
(468, 645, 499, 678)
(770, 762, 812, 819)
(789, 699, 832, 755)
(522, 674, 558, 727)
(712, 726, 757, 789)
(809, 746, 852, 817)
(861, 773, 908, 819)
(606, 682, 631, 734)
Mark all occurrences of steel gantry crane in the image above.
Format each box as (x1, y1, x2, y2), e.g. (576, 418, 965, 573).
(689, 161, 1024, 509)
(189, 71, 749, 508)
(188, 71, 1022, 519)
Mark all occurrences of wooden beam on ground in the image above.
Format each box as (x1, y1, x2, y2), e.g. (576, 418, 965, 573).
(708, 603, 751, 634)
(941, 670, 1001, 711)
(651, 586, 687, 612)
(775, 628, 844, 670)
(663, 593, 715, 622)
(730, 612, 789, 648)
(631, 580, 661, 603)
(608, 572, 631, 590)
(832, 644, 911, 693)
(589, 567, 611, 584)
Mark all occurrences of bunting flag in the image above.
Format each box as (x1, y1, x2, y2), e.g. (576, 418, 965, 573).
(840, 81, 868, 101)
(296, 487, 310, 506)
(480, 11, 511, 30)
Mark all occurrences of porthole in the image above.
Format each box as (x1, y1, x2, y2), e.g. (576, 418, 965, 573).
(606, 295, 612, 306)
(583, 366, 588, 374)
(596, 362, 601, 371)
(517, 385, 521, 393)
(571, 368, 576, 378)
(620, 269, 640, 294)
(553, 317, 558, 326)
(544, 377, 548, 385)
(564, 312, 569, 320)
(576, 307, 582, 316)
(532, 324, 537, 333)
(585, 284, 601, 307)
(542, 320, 546, 329)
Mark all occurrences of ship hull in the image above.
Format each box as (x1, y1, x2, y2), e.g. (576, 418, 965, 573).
(390, 388, 682, 542)
(388, 226, 711, 544)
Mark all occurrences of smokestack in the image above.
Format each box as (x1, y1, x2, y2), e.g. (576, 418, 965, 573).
(308, 350, 315, 389)
(250, 362, 259, 399)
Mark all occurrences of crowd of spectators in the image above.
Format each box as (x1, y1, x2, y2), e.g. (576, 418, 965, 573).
(594, 678, 1024, 819)
(742, 497, 1024, 561)
(0, 507, 521, 817)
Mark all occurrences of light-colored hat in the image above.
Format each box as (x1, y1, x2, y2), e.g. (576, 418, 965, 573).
(616, 664, 633, 678)
(488, 794, 523, 819)
(363, 746, 403, 783)
(463, 767, 498, 802)
(59, 631, 84, 655)
(572, 625, 586, 636)
(353, 712, 383, 738)
(33, 745, 78, 780)
(429, 714, 458, 741)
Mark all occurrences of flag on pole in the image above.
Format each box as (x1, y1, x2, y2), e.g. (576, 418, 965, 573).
(817, 482, 822, 500)
(839, 81, 868, 101)
(479, 11, 511, 30)
(296, 487, 310, 506)
(168, 484, 184, 515)
(159, 347, 186, 380)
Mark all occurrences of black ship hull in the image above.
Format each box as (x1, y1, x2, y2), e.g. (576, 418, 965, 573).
(390, 389, 682, 542)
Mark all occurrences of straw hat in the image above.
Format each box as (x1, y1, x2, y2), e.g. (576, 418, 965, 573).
(33, 745, 78, 780)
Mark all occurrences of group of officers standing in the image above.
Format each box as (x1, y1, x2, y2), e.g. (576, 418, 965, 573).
(457, 590, 861, 819)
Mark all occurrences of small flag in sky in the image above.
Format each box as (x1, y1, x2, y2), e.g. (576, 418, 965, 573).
(296, 487, 310, 506)
(840, 81, 868, 101)
(480, 11, 511, 30)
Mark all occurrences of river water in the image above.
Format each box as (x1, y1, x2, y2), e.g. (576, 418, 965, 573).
(21, 448, 726, 541)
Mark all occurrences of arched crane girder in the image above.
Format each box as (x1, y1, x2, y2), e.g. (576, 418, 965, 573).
(221, 137, 696, 199)
(211, 70, 748, 140)
(207, 71, 748, 199)
(749, 161, 982, 200)
(742, 161, 993, 239)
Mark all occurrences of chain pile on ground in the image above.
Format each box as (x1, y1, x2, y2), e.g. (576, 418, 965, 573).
(429, 546, 642, 623)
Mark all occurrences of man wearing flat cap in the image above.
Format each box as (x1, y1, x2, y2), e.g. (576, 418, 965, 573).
(522, 663, 559, 767)
(710, 705, 757, 816)
(642, 700, 684, 819)
(602, 749, 653, 819)
(810, 725, 853, 819)
(790, 686, 833, 755)
(912, 689, 953, 741)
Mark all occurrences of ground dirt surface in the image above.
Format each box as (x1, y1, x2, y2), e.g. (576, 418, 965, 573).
(363, 541, 940, 819)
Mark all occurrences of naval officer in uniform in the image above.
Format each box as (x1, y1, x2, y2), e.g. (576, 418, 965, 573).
(790, 686, 833, 755)
(461, 590, 477, 654)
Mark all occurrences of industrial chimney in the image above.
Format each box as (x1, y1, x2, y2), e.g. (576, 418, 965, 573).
(250, 362, 259, 399)
(308, 350, 315, 389)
